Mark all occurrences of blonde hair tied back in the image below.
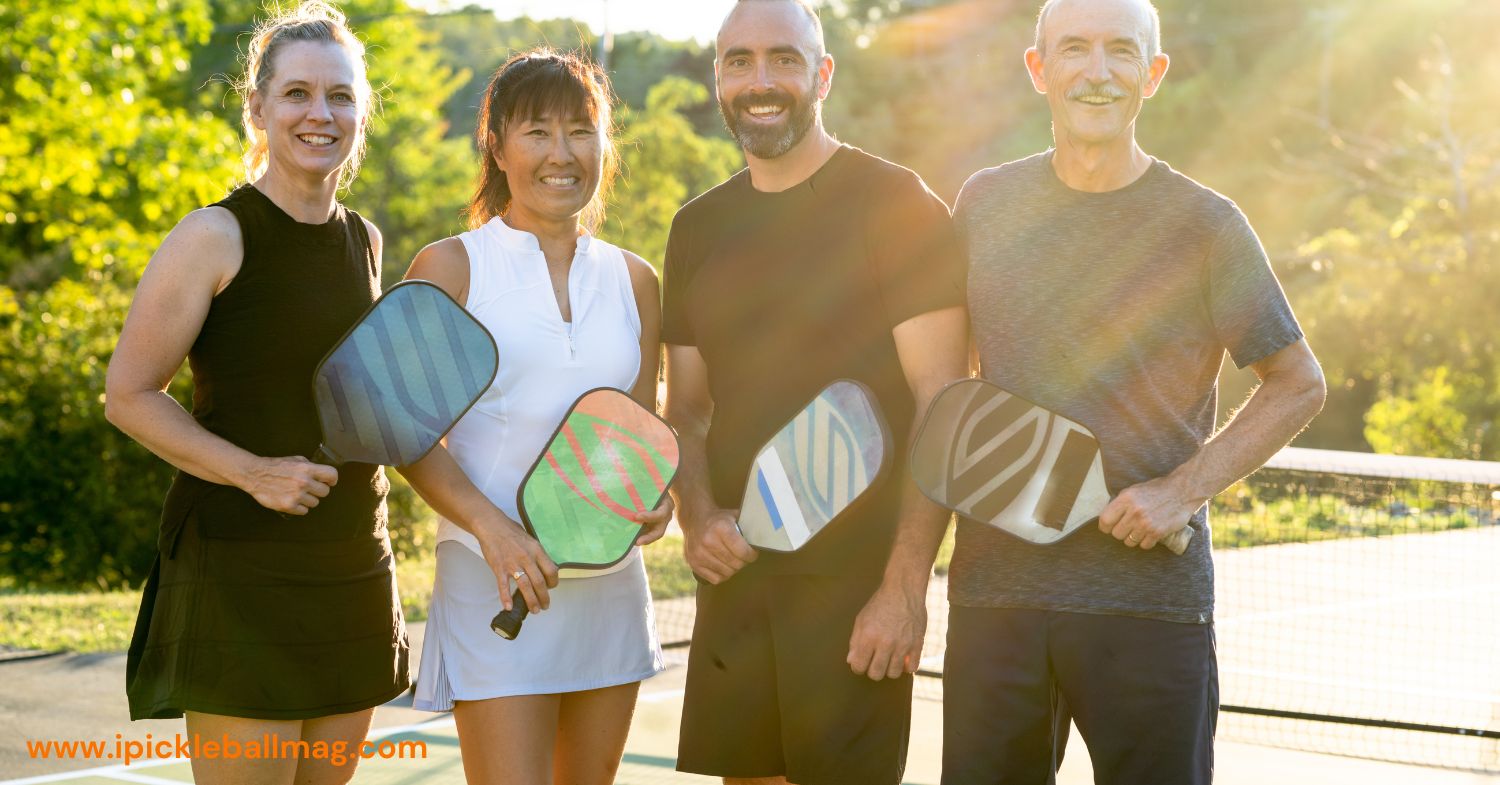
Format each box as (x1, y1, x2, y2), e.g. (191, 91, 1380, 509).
(236, 1, 375, 191)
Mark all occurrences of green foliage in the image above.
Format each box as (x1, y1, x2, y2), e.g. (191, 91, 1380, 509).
(0, 0, 238, 290)
(642, 533, 696, 600)
(0, 0, 235, 588)
(601, 78, 742, 267)
(341, 4, 477, 278)
(1364, 366, 1479, 458)
(0, 279, 188, 588)
(0, 589, 139, 653)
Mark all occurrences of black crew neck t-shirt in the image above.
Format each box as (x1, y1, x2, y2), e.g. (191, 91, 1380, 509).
(662, 145, 964, 575)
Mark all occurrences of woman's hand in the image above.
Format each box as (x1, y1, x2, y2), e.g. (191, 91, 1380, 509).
(633, 494, 675, 546)
(474, 514, 560, 613)
(240, 456, 338, 515)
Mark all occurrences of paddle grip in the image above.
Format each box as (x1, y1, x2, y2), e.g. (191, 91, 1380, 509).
(1163, 525, 1194, 556)
(311, 444, 341, 467)
(490, 589, 529, 639)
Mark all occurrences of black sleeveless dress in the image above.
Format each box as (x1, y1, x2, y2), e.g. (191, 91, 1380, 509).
(126, 184, 410, 720)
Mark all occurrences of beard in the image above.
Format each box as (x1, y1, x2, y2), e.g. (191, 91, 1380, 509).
(719, 80, 819, 160)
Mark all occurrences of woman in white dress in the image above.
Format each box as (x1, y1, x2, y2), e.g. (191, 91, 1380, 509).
(399, 49, 669, 785)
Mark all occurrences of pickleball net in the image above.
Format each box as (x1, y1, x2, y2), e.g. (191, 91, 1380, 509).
(648, 446, 1500, 772)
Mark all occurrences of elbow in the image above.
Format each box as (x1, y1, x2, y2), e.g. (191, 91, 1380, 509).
(102, 378, 139, 433)
(1299, 365, 1328, 421)
(103, 385, 123, 429)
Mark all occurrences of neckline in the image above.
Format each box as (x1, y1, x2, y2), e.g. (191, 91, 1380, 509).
(486, 215, 594, 256)
(243, 184, 347, 245)
(1041, 150, 1163, 198)
(739, 144, 852, 198)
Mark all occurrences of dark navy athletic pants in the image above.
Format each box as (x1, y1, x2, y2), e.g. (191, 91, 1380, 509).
(942, 607, 1217, 785)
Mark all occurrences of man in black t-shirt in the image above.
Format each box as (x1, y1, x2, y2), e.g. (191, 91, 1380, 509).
(661, 2, 967, 784)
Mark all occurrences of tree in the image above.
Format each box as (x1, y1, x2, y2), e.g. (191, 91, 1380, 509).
(0, 0, 239, 587)
(1364, 366, 1481, 458)
(601, 77, 742, 268)
(1283, 33, 1499, 457)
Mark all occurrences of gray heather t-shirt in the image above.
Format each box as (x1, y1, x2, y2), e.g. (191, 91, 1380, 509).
(952, 151, 1303, 623)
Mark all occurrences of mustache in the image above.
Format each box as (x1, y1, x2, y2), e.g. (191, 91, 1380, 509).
(1066, 84, 1129, 101)
(733, 90, 794, 112)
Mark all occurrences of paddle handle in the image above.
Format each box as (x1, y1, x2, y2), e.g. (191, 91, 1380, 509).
(490, 589, 529, 639)
(1163, 525, 1193, 556)
(312, 444, 341, 467)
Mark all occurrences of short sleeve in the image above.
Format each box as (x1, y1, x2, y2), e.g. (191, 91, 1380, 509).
(867, 170, 966, 327)
(660, 210, 697, 347)
(1207, 207, 1304, 368)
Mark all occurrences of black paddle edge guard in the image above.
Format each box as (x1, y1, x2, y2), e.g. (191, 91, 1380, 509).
(741, 377, 897, 553)
(493, 388, 682, 640)
(308, 279, 499, 467)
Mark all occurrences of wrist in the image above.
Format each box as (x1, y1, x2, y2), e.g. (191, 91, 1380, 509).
(471, 509, 520, 539)
(880, 563, 932, 597)
(1162, 469, 1211, 510)
(676, 498, 720, 531)
(226, 453, 264, 491)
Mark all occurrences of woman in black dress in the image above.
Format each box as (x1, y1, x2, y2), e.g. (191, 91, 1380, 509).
(105, 3, 406, 783)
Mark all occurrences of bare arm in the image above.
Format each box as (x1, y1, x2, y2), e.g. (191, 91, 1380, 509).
(1100, 339, 1328, 550)
(395, 239, 558, 612)
(847, 306, 970, 680)
(663, 344, 758, 583)
(104, 207, 337, 515)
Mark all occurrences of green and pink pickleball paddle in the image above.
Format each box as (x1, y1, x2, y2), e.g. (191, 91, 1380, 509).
(490, 388, 680, 640)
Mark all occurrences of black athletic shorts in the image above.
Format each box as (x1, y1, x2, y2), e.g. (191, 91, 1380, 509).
(943, 607, 1217, 785)
(676, 568, 913, 785)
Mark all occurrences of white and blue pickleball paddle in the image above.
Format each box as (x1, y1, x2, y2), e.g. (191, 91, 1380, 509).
(735, 379, 892, 552)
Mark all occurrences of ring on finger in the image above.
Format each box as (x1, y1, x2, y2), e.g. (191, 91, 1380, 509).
(1125, 534, 1141, 545)
(512, 570, 527, 582)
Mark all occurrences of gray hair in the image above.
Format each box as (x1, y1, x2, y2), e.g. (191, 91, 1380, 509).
(1034, 0, 1161, 60)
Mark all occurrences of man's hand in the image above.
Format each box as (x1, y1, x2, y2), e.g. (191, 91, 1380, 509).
(847, 581, 927, 681)
(1097, 475, 1202, 551)
(682, 509, 757, 583)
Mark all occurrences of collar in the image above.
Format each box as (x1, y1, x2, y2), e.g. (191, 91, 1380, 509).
(486, 215, 594, 255)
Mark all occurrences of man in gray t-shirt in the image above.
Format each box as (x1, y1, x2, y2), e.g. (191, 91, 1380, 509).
(859, 0, 1328, 783)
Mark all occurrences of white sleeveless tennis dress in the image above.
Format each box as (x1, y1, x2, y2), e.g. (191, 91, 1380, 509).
(413, 217, 663, 710)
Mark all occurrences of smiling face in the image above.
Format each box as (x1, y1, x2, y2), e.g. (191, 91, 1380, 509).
(249, 40, 365, 184)
(493, 109, 604, 227)
(715, 0, 832, 160)
(1025, 0, 1168, 147)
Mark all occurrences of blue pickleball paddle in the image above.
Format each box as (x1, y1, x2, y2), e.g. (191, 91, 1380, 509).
(310, 280, 497, 467)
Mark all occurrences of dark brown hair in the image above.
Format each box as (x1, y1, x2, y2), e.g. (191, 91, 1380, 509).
(465, 49, 618, 231)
